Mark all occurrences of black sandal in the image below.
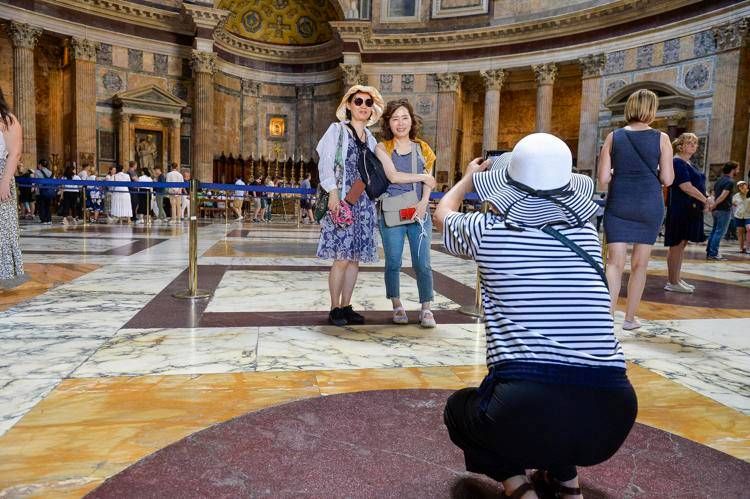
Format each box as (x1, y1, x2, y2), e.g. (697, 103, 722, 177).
(529, 470, 582, 498)
(504, 482, 535, 499)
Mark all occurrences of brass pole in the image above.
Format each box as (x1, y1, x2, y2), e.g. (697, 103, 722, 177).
(80, 186, 87, 227)
(458, 200, 488, 319)
(146, 188, 152, 227)
(224, 189, 229, 225)
(174, 178, 210, 299)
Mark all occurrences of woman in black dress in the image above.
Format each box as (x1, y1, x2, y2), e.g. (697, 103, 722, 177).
(664, 133, 711, 293)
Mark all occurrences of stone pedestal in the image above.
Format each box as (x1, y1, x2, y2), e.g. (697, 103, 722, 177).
(7, 22, 42, 170)
(435, 73, 462, 185)
(171, 118, 181, 168)
(71, 37, 99, 168)
(532, 63, 557, 133)
(191, 50, 216, 181)
(577, 54, 606, 176)
(240, 79, 261, 160)
(119, 112, 131, 166)
(296, 85, 315, 170)
(480, 69, 505, 153)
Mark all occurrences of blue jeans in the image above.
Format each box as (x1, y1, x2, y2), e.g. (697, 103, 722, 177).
(706, 210, 731, 257)
(379, 215, 434, 303)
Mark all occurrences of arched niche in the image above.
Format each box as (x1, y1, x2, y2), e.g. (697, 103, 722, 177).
(605, 81, 695, 134)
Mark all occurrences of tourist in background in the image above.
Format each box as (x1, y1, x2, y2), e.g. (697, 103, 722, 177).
(251, 175, 265, 223)
(663, 133, 709, 294)
(60, 165, 81, 225)
(597, 89, 674, 330)
(35, 158, 54, 225)
(153, 166, 167, 221)
(104, 166, 116, 221)
(181, 169, 191, 219)
(232, 174, 245, 222)
(110, 164, 133, 223)
(594, 193, 606, 232)
(135, 168, 153, 224)
(732, 180, 749, 253)
(17, 167, 34, 219)
(706, 161, 739, 260)
(165, 162, 184, 224)
(263, 176, 275, 222)
(376, 98, 438, 328)
(0, 86, 29, 288)
(299, 171, 315, 224)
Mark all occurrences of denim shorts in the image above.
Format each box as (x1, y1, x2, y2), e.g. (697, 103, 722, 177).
(736, 217, 749, 227)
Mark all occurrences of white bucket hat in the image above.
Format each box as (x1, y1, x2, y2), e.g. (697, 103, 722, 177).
(335, 85, 384, 127)
(472, 133, 598, 228)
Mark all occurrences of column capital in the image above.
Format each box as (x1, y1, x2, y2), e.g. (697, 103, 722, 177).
(70, 37, 99, 62)
(479, 69, 505, 91)
(7, 22, 42, 49)
(532, 63, 557, 85)
(191, 50, 217, 75)
(713, 18, 749, 52)
(579, 54, 606, 79)
(435, 72, 461, 92)
(172, 117, 182, 127)
(182, 3, 231, 33)
(241, 79, 262, 96)
(297, 85, 314, 99)
(340, 64, 366, 86)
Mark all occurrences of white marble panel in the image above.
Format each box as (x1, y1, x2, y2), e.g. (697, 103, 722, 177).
(0, 378, 61, 437)
(65, 264, 185, 294)
(19, 237, 134, 252)
(205, 270, 456, 313)
(650, 318, 750, 352)
(256, 323, 486, 371)
(0, 337, 104, 378)
(71, 328, 259, 377)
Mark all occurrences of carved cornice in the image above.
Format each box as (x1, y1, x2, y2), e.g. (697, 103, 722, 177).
(182, 2, 230, 32)
(7, 22, 42, 49)
(241, 79, 262, 97)
(213, 28, 342, 64)
(70, 37, 100, 61)
(532, 63, 558, 85)
(436, 73, 461, 92)
(331, 0, 689, 53)
(191, 50, 217, 75)
(479, 69, 505, 91)
(340, 64, 366, 86)
(38, 0, 190, 34)
(579, 53, 607, 78)
(712, 18, 749, 52)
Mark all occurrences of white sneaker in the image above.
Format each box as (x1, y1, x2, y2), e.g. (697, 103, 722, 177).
(679, 279, 695, 291)
(622, 318, 642, 330)
(664, 282, 693, 293)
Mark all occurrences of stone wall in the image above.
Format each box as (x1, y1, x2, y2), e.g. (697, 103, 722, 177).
(371, 72, 440, 147)
(497, 80, 536, 152)
(213, 72, 241, 157)
(551, 73, 582, 165)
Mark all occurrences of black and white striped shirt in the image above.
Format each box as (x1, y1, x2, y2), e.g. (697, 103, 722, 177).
(444, 211, 627, 388)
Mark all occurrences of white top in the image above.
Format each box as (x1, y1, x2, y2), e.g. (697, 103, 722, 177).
(165, 170, 184, 183)
(315, 121, 376, 196)
(234, 179, 245, 199)
(138, 175, 153, 191)
(63, 175, 81, 192)
(732, 193, 749, 219)
(113, 171, 130, 192)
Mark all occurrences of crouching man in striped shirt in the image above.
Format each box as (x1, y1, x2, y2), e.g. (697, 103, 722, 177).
(435, 133, 637, 499)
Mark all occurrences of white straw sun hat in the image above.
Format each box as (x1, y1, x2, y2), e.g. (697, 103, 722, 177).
(472, 133, 598, 228)
(335, 85, 384, 127)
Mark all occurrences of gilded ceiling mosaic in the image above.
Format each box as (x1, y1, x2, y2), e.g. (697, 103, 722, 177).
(218, 0, 339, 46)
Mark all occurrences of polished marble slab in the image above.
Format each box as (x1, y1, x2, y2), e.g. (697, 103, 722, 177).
(205, 270, 456, 313)
(72, 328, 259, 378)
(20, 236, 135, 252)
(0, 378, 61, 436)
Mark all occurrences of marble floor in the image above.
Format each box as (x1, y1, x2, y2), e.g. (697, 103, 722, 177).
(1, 218, 749, 497)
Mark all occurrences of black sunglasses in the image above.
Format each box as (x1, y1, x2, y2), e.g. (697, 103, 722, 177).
(352, 97, 374, 107)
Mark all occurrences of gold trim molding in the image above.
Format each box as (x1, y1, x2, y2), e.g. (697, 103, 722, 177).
(214, 28, 342, 64)
(38, 0, 190, 34)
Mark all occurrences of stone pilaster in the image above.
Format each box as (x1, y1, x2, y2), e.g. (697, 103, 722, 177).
(479, 69, 505, 153)
(340, 64, 366, 87)
(47, 48, 64, 167)
(171, 117, 181, 168)
(191, 50, 216, 181)
(709, 19, 750, 176)
(240, 79, 261, 160)
(435, 72, 461, 186)
(70, 37, 99, 168)
(532, 63, 557, 133)
(119, 112, 131, 166)
(577, 54, 606, 176)
(296, 85, 315, 170)
(7, 22, 42, 170)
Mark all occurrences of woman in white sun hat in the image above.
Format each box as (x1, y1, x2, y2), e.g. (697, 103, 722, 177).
(436, 133, 637, 499)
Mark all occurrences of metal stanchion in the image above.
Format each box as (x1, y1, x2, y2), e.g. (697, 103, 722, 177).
(146, 189, 152, 227)
(174, 178, 210, 300)
(80, 186, 87, 227)
(459, 200, 488, 319)
(224, 189, 229, 225)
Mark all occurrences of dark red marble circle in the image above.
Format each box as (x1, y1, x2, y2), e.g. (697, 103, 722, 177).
(87, 390, 749, 498)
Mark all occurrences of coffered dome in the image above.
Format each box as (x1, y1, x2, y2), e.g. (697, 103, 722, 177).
(217, 0, 341, 46)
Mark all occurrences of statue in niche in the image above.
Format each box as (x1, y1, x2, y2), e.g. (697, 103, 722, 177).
(137, 135, 158, 171)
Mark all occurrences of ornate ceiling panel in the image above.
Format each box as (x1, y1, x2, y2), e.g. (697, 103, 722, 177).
(218, 0, 340, 46)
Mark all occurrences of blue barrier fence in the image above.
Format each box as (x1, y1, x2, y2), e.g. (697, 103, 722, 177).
(15, 177, 480, 200)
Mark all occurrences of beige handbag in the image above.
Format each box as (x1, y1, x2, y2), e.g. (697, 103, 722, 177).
(381, 143, 420, 227)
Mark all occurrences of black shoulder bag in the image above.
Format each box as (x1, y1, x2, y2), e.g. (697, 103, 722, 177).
(346, 123, 390, 200)
(541, 225, 608, 289)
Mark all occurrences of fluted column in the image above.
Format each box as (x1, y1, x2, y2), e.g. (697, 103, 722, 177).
(240, 79, 261, 159)
(171, 117, 181, 168)
(71, 37, 99, 167)
(480, 69, 505, 153)
(7, 22, 42, 170)
(191, 50, 216, 181)
(296, 85, 315, 164)
(119, 112, 130, 166)
(340, 64, 366, 87)
(435, 73, 462, 186)
(577, 54, 606, 176)
(532, 63, 557, 133)
(48, 49, 64, 167)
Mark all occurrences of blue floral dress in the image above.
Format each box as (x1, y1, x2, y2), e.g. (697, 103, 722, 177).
(316, 138, 378, 263)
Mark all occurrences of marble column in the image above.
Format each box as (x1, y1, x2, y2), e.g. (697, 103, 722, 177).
(296, 85, 315, 167)
(118, 112, 131, 166)
(340, 64, 366, 87)
(577, 54, 606, 176)
(171, 117, 181, 168)
(708, 20, 750, 177)
(240, 79, 261, 160)
(191, 50, 216, 181)
(7, 22, 42, 170)
(435, 72, 461, 186)
(479, 69, 505, 153)
(47, 50, 64, 168)
(532, 63, 557, 133)
(70, 37, 99, 168)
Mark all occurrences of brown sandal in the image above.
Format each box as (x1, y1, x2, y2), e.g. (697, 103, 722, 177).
(529, 470, 582, 498)
(504, 482, 535, 499)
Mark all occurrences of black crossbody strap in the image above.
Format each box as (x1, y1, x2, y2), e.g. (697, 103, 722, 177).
(621, 129, 660, 181)
(541, 225, 608, 289)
